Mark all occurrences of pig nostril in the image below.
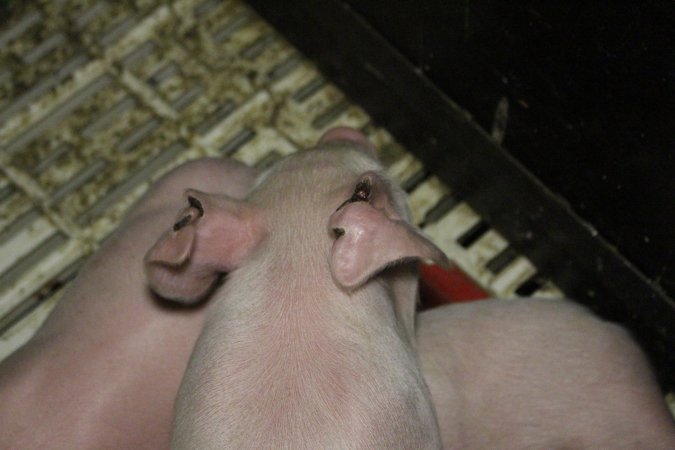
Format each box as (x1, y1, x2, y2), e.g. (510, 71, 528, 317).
(188, 196, 204, 217)
(332, 227, 345, 238)
(350, 179, 371, 202)
(173, 214, 192, 231)
(335, 178, 372, 212)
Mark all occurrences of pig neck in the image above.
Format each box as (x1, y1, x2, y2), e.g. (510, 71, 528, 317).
(217, 235, 415, 346)
(208, 215, 420, 371)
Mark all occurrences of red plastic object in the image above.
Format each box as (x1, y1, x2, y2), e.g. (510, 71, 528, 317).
(419, 264, 489, 309)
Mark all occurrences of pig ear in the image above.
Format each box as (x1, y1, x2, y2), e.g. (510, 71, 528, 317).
(144, 189, 265, 303)
(329, 172, 450, 290)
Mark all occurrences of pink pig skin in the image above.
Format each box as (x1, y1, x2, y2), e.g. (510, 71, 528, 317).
(1, 128, 671, 449)
(0, 158, 258, 449)
(148, 139, 445, 449)
(417, 298, 675, 449)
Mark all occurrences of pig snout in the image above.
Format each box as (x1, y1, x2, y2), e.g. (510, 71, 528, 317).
(329, 170, 449, 290)
(0, 157, 257, 450)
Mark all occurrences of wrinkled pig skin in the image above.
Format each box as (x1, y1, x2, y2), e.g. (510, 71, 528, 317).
(0, 158, 258, 449)
(417, 298, 675, 449)
(147, 137, 446, 449)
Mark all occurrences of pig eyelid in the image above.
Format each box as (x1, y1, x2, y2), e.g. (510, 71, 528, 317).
(188, 196, 204, 217)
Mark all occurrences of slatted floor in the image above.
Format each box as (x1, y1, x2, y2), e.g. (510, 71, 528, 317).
(0, 0, 562, 359)
(1, 0, 672, 418)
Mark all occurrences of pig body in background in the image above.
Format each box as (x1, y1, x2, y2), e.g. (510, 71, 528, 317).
(418, 298, 675, 449)
(146, 132, 446, 448)
(0, 158, 257, 449)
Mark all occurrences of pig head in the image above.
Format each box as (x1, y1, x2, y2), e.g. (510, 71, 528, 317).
(145, 129, 447, 448)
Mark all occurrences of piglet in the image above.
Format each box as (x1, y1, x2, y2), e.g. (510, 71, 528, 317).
(0, 157, 257, 449)
(146, 128, 446, 448)
(418, 297, 675, 449)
